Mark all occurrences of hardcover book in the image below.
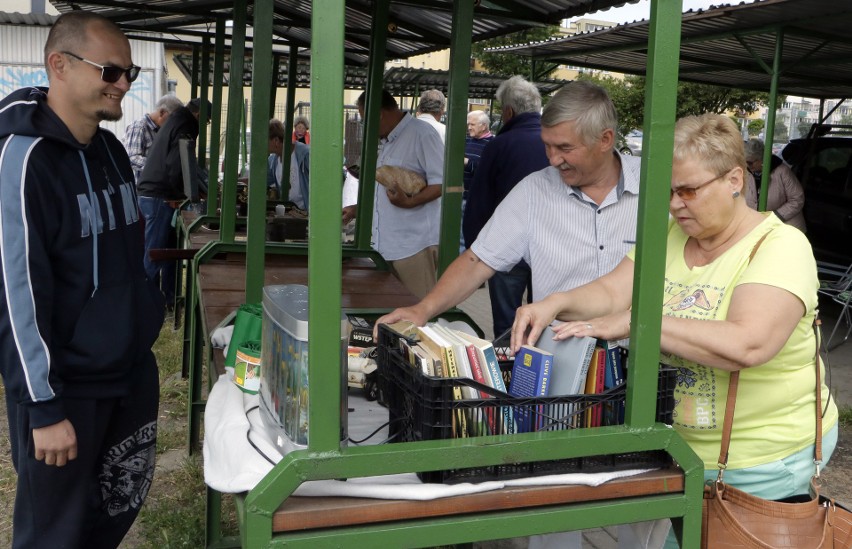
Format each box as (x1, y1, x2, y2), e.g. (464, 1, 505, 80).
(509, 345, 553, 433)
(534, 326, 596, 397)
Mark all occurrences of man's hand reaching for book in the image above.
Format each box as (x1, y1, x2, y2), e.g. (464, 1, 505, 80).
(373, 306, 430, 341)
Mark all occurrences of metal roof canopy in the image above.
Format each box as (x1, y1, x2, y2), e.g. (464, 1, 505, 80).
(48, 0, 640, 65)
(172, 53, 570, 99)
(490, 0, 852, 100)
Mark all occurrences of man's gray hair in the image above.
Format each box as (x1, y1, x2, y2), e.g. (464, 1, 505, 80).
(418, 89, 446, 115)
(155, 94, 182, 114)
(495, 76, 541, 115)
(541, 81, 618, 147)
(744, 138, 765, 162)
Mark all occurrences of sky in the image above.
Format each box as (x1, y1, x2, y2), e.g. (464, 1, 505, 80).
(584, 0, 730, 24)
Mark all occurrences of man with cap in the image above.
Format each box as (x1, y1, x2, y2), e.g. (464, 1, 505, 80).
(137, 97, 211, 307)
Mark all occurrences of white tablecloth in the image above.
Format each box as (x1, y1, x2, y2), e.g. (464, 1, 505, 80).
(202, 372, 655, 498)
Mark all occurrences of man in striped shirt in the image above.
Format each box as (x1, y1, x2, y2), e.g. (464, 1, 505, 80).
(375, 81, 641, 343)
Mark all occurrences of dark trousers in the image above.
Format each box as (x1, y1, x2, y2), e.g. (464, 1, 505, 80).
(488, 261, 533, 338)
(138, 196, 177, 304)
(8, 354, 159, 549)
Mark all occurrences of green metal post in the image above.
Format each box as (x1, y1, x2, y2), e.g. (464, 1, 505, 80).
(627, 0, 681, 425)
(198, 35, 211, 169)
(219, 3, 247, 243)
(245, 0, 274, 304)
(759, 30, 784, 212)
(437, 0, 475, 275)
(354, 0, 389, 250)
(305, 0, 346, 454)
(207, 18, 226, 214)
(281, 47, 298, 201)
(190, 45, 199, 100)
(270, 53, 280, 118)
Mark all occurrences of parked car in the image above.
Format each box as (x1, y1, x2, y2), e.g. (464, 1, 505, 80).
(783, 126, 852, 263)
(617, 130, 642, 156)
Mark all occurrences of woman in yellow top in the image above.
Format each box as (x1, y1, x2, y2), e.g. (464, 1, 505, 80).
(511, 114, 838, 544)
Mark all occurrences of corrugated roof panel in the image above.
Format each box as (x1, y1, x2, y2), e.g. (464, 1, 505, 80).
(492, 0, 852, 98)
(47, 0, 636, 64)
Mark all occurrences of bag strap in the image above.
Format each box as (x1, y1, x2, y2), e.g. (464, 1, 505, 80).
(715, 230, 771, 474)
(716, 227, 823, 483)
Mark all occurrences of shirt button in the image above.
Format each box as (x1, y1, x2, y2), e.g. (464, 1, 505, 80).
(597, 210, 601, 214)
(599, 245, 604, 250)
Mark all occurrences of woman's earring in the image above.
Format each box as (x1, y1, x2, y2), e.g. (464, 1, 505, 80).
(733, 191, 741, 198)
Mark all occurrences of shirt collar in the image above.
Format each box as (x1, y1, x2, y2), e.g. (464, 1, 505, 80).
(383, 112, 413, 143)
(144, 114, 158, 131)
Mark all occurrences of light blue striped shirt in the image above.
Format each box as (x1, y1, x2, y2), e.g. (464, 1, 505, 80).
(372, 113, 445, 260)
(471, 154, 641, 300)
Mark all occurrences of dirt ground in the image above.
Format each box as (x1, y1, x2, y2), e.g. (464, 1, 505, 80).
(820, 423, 852, 505)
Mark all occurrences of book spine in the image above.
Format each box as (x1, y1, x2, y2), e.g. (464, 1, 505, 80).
(441, 338, 469, 437)
(536, 353, 552, 431)
(466, 345, 496, 434)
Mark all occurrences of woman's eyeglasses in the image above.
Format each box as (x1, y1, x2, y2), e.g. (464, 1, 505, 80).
(62, 51, 141, 84)
(671, 170, 731, 200)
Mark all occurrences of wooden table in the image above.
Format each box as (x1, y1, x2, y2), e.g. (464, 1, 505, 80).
(187, 247, 420, 453)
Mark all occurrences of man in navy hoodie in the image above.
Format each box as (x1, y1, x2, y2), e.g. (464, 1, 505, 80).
(0, 11, 164, 548)
(463, 75, 549, 336)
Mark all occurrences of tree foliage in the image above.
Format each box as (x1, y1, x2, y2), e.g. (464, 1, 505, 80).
(472, 27, 562, 79)
(747, 118, 765, 136)
(572, 73, 776, 134)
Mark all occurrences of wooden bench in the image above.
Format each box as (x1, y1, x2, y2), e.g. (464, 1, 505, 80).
(265, 467, 683, 533)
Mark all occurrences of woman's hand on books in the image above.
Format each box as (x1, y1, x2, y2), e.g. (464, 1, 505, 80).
(550, 310, 631, 342)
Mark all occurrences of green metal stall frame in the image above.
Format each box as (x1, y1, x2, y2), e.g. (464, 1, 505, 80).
(205, 0, 705, 547)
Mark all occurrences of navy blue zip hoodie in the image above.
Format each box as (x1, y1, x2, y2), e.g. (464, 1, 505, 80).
(0, 87, 165, 429)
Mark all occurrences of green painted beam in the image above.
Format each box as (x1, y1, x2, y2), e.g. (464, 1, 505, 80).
(198, 35, 211, 169)
(207, 17, 225, 213)
(245, 0, 275, 304)
(218, 2, 247, 243)
(437, 0, 474, 275)
(627, 0, 683, 428)
(280, 47, 298, 201)
(354, 0, 389, 249)
(760, 30, 784, 212)
(306, 0, 346, 453)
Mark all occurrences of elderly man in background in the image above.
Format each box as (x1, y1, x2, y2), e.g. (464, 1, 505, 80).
(123, 93, 183, 183)
(416, 89, 447, 143)
(460, 110, 493, 252)
(462, 75, 549, 336)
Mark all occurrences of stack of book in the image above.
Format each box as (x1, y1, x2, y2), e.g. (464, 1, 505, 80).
(387, 321, 627, 437)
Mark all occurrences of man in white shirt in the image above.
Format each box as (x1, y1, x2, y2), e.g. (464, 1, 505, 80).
(349, 89, 445, 298)
(415, 89, 446, 143)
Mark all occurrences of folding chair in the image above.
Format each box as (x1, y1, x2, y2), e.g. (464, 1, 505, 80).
(817, 260, 852, 350)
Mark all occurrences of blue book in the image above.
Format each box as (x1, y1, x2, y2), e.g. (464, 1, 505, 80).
(600, 341, 626, 424)
(509, 345, 553, 433)
(601, 340, 625, 390)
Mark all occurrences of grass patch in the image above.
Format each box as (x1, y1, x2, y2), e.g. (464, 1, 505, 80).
(135, 455, 207, 547)
(839, 404, 852, 427)
(0, 385, 13, 547)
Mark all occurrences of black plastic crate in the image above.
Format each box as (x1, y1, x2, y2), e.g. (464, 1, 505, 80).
(377, 325, 675, 484)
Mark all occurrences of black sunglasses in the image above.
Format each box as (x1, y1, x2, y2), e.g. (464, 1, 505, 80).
(62, 51, 141, 84)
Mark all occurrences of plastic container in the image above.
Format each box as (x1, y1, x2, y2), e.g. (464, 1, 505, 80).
(259, 284, 349, 455)
(376, 324, 675, 484)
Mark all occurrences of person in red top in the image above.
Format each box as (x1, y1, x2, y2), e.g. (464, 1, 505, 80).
(292, 115, 310, 144)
